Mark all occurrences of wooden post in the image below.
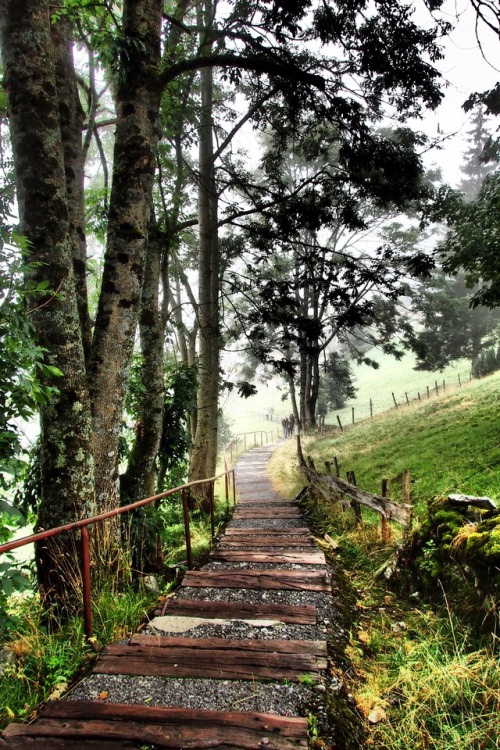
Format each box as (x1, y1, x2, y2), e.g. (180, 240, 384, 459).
(443, 379, 445, 391)
(333, 456, 340, 477)
(458, 374, 462, 387)
(80, 526, 94, 644)
(337, 415, 343, 431)
(417, 391, 421, 401)
(427, 385, 430, 398)
(402, 470, 411, 504)
(182, 489, 193, 570)
(209, 482, 215, 540)
(380, 479, 390, 542)
(324, 461, 332, 474)
(370, 398, 373, 418)
(435, 379, 439, 394)
(352, 407, 355, 424)
(405, 392, 410, 405)
(392, 392, 398, 409)
(347, 471, 362, 524)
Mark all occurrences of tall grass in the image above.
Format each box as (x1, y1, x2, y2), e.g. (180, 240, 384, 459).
(0, 585, 154, 728)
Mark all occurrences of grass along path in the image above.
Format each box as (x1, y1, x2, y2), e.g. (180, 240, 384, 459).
(267, 369, 500, 750)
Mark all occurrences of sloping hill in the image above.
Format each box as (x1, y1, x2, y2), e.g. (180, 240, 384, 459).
(269, 369, 500, 517)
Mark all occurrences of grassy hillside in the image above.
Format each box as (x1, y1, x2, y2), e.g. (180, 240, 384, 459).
(223, 348, 472, 439)
(266, 369, 500, 750)
(269, 369, 500, 516)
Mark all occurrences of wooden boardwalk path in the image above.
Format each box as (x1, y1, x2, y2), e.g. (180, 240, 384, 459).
(1, 444, 330, 749)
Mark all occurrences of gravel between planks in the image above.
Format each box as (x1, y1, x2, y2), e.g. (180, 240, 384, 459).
(67, 675, 316, 717)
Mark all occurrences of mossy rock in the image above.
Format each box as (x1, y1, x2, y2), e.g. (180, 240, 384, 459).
(391, 497, 499, 628)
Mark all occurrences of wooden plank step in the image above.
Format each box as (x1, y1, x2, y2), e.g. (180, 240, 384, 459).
(224, 528, 310, 536)
(162, 598, 317, 624)
(3, 702, 308, 749)
(129, 635, 326, 655)
(218, 537, 315, 548)
(181, 569, 330, 591)
(209, 550, 325, 565)
(94, 645, 326, 681)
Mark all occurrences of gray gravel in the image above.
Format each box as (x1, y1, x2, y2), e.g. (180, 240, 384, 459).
(229, 518, 306, 528)
(68, 675, 316, 716)
(204, 561, 326, 571)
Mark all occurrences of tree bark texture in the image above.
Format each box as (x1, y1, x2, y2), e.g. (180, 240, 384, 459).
(0, 0, 95, 608)
(121, 221, 165, 503)
(189, 6, 220, 484)
(89, 0, 163, 515)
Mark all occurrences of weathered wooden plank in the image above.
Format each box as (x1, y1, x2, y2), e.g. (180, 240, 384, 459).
(94, 652, 325, 680)
(303, 469, 412, 524)
(0, 739, 135, 749)
(4, 714, 308, 749)
(127, 635, 326, 655)
(163, 598, 317, 624)
(181, 569, 330, 591)
(42, 702, 308, 737)
(209, 550, 325, 565)
(218, 537, 315, 548)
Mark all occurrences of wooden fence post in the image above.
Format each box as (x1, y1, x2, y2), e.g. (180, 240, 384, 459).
(370, 398, 373, 418)
(324, 461, 332, 475)
(381, 479, 390, 542)
(392, 392, 398, 409)
(333, 456, 340, 477)
(347, 470, 362, 524)
(352, 407, 355, 424)
(337, 415, 343, 431)
(427, 385, 430, 398)
(405, 392, 410, 405)
(458, 374, 462, 387)
(402, 470, 411, 504)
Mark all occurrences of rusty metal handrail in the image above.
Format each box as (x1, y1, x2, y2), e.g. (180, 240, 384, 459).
(0, 468, 236, 643)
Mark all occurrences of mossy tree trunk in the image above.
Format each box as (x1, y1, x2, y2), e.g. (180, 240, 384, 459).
(189, 1, 220, 489)
(0, 1, 95, 611)
(89, 0, 163, 521)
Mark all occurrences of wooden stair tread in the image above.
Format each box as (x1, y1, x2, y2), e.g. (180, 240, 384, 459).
(162, 598, 317, 624)
(209, 550, 325, 565)
(181, 569, 330, 591)
(2, 702, 308, 749)
(128, 634, 326, 655)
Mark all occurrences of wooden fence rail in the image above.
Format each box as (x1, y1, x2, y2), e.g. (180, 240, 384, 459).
(301, 457, 413, 534)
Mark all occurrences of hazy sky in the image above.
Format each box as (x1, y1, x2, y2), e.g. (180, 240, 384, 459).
(418, 0, 499, 185)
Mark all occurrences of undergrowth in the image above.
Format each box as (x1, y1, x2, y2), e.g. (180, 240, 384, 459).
(0, 488, 231, 730)
(0, 585, 154, 729)
(269, 375, 500, 750)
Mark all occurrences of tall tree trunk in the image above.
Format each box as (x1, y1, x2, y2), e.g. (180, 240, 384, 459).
(89, 0, 163, 522)
(53, 16, 92, 368)
(0, 1, 95, 612)
(121, 221, 165, 503)
(189, 4, 220, 485)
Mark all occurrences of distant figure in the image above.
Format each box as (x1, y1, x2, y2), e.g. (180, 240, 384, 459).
(289, 413, 295, 436)
(282, 417, 290, 437)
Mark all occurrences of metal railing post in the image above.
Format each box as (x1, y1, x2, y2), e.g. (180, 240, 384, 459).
(182, 489, 193, 569)
(210, 482, 215, 540)
(80, 527, 94, 644)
